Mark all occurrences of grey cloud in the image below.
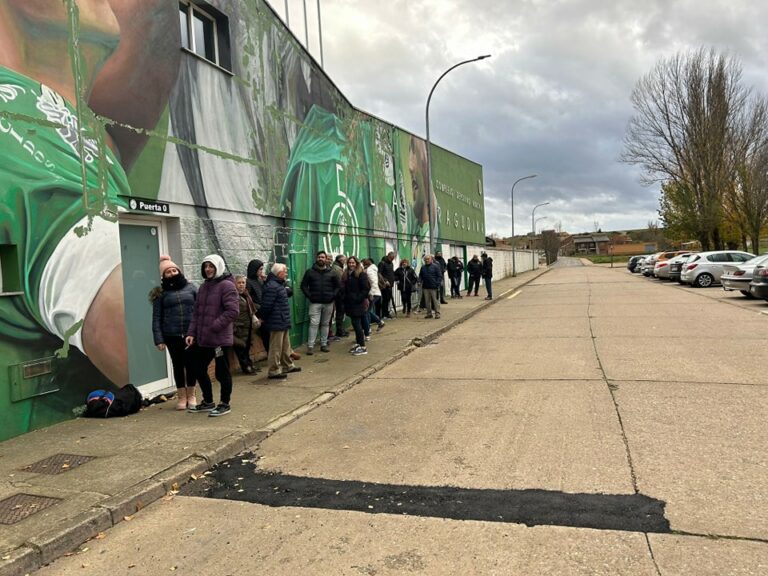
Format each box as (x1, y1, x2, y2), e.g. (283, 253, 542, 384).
(275, 0, 768, 234)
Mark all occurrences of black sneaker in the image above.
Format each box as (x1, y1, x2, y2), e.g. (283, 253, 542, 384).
(268, 373, 287, 380)
(306, 347, 314, 356)
(320, 345, 330, 353)
(209, 403, 231, 417)
(190, 401, 215, 413)
(286, 366, 302, 373)
(377, 321, 385, 331)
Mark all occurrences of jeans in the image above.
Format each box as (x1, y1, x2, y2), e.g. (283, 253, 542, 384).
(350, 315, 365, 347)
(308, 302, 334, 347)
(484, 276, 493, 298)
(368, 296, 382, 325)
(193, 345, 233, 405)
(450, 275, 461, 297)
(423, 288, 440, 316)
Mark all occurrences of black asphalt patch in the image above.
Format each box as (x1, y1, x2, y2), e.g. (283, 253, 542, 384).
(182, 455, 670, 534)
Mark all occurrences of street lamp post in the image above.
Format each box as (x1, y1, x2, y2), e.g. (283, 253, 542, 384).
(510, 174, 537, 276)
(425, 54, 491, 254)
(531, 202, 550, 269)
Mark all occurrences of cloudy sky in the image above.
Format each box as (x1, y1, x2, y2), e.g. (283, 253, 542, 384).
(269, 0, 768, 236)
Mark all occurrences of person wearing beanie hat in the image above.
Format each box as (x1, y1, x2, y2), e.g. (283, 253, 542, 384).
(185, 254, 239, 417)
(151, 255, 199, 410)
(159, 255, 181, 278)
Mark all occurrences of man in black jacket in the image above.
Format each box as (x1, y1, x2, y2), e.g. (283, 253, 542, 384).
(446, 255, 464, 298)
(434, 251, 448, 304)
(300, 251, 341, 354)
(378, 252, 396, 319)
(481, 252, 494, 300)
(466, 254, 482, 296)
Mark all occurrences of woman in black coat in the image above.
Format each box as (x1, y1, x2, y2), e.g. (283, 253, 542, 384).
(151, 256, 198, 410)
(394, 258, 418, 317)
(342, 256, 371, 355)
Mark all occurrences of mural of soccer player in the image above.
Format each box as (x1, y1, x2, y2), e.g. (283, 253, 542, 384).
(0, 0, 179, 438)
(393, 133, 438, 267)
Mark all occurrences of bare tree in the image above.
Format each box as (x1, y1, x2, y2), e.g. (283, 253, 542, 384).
(622, 48, 756, 250)
(541, 230, 560, 264)
(723, 98, 768, 251)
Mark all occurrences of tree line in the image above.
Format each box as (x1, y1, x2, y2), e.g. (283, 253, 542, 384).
(622, 48, 768, 252)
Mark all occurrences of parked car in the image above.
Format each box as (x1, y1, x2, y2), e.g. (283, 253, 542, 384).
(654, 251, 694, 279)
(641, 252, 663, 277)
(668, 253, 697, 284)
(748, 266, 768, 300)
(721, 254, 768, 297)
(627, 255, 645, 273)
(680, 250, 755, 287)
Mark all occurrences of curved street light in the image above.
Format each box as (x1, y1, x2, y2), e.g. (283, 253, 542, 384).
(531, 201, 550, 269)
(511, 174, 537, 276)
(425, 54, 491, 253)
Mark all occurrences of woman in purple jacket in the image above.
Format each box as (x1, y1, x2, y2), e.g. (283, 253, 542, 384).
(185, 255, 239, 417)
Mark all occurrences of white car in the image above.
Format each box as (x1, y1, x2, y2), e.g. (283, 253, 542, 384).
(721, 254, 768, 296)
(680, 250, 755, 287)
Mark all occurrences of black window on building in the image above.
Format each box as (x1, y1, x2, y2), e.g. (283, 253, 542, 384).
(179, 1, 232, 72)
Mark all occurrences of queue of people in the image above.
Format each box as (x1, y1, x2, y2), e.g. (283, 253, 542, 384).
(150, 250, 493, 416)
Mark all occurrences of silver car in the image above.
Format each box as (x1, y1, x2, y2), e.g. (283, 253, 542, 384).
(680, 250, 755, 287)
(721, 254, 768, 296)
(654, 252, 694, 280)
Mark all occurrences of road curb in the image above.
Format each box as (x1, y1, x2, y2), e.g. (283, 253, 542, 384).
(0, 268, 549, 576)
(26, 508, 112, 567)
(0, 545, 39, 576)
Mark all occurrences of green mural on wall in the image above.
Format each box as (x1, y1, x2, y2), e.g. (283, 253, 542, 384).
(0, 0, 485, 441)
(430, 144, 486, 245)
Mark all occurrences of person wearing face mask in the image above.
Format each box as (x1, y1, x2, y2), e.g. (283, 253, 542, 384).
(151, 255, 198, 410)
(185, 255, 239, 417)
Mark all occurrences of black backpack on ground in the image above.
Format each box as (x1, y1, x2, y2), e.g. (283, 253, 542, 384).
(83, 384, 143, 418)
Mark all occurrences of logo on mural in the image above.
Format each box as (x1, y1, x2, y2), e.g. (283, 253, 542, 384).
(36, 84, 106, 165)
(0, 83, 25, 103)
(322, 163, 360, 257)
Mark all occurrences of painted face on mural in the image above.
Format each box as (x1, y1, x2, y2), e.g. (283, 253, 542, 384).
(408, 137, 432, 227)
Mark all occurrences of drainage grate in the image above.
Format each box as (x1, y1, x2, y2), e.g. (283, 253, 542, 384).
(0, 493, 61, 525)
(21, 453, 96, 475)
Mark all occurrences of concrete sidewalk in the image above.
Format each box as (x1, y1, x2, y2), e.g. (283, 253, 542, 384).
(0, 268, 547, 576)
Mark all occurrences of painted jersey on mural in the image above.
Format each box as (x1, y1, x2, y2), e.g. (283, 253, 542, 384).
(0, 65, 128, 439)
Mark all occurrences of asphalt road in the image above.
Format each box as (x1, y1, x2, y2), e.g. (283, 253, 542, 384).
(37, 265, 768, 575)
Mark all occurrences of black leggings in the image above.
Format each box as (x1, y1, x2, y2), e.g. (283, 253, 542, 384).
(401, 288, 412, 313)
(468, 276, 481, 295)
(164, 335, 195, 389)
(192, 346, 233, 405)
